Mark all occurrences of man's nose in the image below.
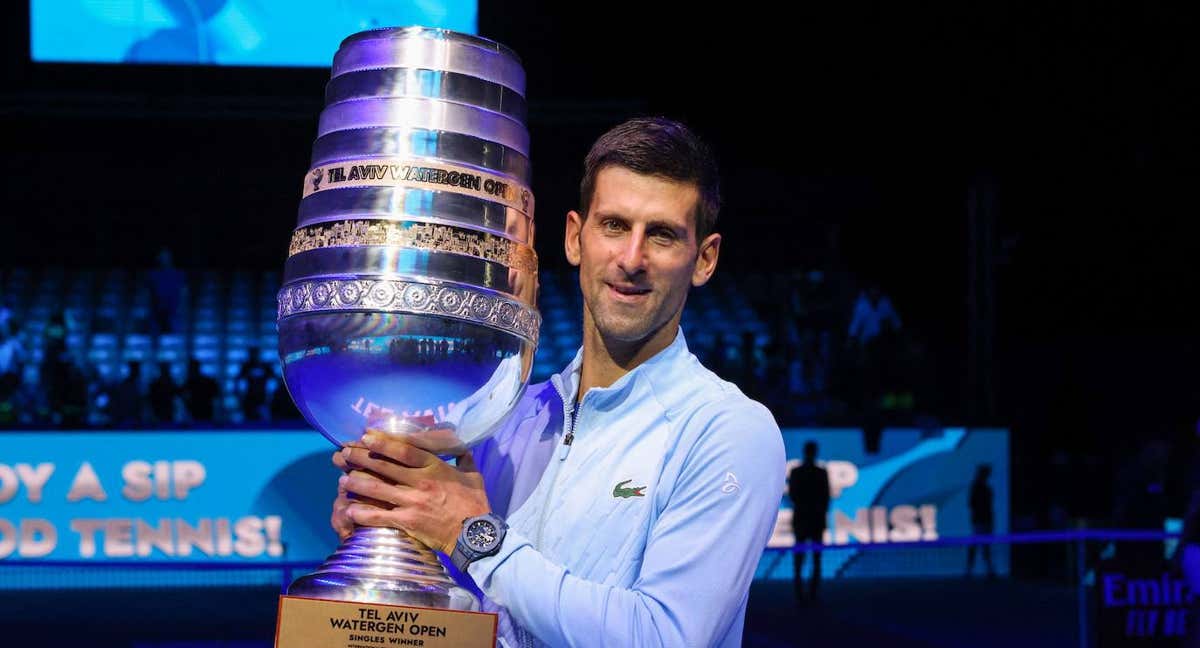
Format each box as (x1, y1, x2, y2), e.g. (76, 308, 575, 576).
(616, 229, 647, 275)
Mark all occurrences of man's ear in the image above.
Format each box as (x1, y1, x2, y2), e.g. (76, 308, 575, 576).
(564, 210, 583, 267)
(692, 232, 721, 287)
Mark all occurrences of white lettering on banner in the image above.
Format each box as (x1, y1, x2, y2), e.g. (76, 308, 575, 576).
(177, 518, 215, 556)
(104, 518, 135, 557)
(16, 464, 54, 503)
(888, 505, 921, 542)
(825, 461, 858, 498)
(833, 509, 870, 544)
(172, 461, 205, 499)
(0, 518, 57, 558)
(71, 518, 105, 558)
(67, 462, 108, 502)
(774, 504, 940, 547)
(0, 463, 57, 504)
(122, 460, 207, 501)
(121, 461, 153, 501)
(67, 516, 285, 559)
(0, 519, 14, 556)
(136, 518, 175, 557)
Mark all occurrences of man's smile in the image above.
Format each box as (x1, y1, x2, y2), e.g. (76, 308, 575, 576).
(606, 282, 652, 301)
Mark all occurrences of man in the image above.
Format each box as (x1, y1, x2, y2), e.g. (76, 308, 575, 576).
(181, 358, 219, 423)
(788, 440, 830, 601)
(333, 118, 785, 647)
(966, 463, 995, 578)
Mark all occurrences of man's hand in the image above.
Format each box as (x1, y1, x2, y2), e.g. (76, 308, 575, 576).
(331, 430, 490, 555)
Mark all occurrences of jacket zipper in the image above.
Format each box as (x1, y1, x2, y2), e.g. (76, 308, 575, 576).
(535, 377, 583, 548)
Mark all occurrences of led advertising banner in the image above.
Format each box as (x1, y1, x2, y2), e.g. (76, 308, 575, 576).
(757, 427, 1010, 580)
(0, 430, 339, 584)
(31, 1, 479, 67)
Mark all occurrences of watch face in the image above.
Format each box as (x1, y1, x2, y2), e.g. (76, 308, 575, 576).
(466, 519, 498, 550)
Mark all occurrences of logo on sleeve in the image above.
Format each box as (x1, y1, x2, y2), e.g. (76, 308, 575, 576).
(721, 472, 740, 494)
(613, 479, 646, 498)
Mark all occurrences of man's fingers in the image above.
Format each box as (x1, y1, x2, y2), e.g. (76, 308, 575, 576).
(361, 432, 439, 468)
(347, 504, 406, 531)
(332, 442, 367, 473)
(342, 471, 418, 508)
(340, 447, 421, 485)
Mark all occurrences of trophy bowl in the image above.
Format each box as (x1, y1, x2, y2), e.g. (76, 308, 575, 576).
(276, 26, 538, 611)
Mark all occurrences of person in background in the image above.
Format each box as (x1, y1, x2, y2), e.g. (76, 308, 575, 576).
(0, 320, 25, 424)
(182, 358, 219, 424)
(148, 247, 185, 334)
(148, 361, 179, 424)
(966, 463, 996, 578)
(110, 361, 146, 426)
(236, 347, 270, 422)
(789, 440, 831, 601)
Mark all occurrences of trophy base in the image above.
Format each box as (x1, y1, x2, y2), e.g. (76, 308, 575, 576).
(288, 526, 477, 611)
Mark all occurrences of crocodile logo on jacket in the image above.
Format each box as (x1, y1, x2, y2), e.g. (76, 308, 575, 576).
(613, 479, 646, 498)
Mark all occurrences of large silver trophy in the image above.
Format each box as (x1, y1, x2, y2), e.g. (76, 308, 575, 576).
(277, 27, 537, 611)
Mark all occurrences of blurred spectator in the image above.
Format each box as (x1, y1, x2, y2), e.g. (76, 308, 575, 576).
(847, 285, 902, 453)
(1114, 440, 1170, 567)
(182, 358, 219, 423)
(1172, 494, 1200, 647)
(0, 295, 14, 333)
(236, 347, 270, 422)
(148, 247, 185, 334)
(40, 311, 88, 425)
(847, 284, 902, 347)
(110, 362, 146, 426)
(148, 361, 179, 424)
(0, 321, 24, 423)
(966, 464, 996, 578)
(788, 441, 830, 602)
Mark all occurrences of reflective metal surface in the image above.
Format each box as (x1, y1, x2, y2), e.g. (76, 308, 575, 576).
(289, 527, 477, 610)
(326, 68, 527, 123)
(318, 97, 529, 154)
(333, 27, 524, 93)
(311, 127, 531, 185)
(279, 27, 537, 610)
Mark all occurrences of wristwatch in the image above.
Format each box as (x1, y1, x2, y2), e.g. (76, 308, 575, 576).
(450, 512, 507, 572)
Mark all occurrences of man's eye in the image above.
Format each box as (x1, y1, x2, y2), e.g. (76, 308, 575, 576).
(602, 220, 623, 232)
(651, 229, 677, 242)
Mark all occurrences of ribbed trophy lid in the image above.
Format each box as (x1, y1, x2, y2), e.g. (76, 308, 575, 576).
(332, 26, 526, 95)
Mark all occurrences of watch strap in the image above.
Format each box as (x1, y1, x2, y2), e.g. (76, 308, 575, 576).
(450, 542, 472, 573)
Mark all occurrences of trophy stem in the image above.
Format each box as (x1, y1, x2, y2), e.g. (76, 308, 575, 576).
(288, 526, 478, 611)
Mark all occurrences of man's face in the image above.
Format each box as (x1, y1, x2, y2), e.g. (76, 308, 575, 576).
(565, 166, 720, 349)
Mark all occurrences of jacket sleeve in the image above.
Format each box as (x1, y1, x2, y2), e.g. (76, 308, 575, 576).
(467, 401, 786, 647)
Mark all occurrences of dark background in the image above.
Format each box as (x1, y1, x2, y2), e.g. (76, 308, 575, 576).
(3, 2, 1198, 526)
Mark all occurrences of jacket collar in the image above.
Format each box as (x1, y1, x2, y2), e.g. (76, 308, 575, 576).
(550, 327, 690, 408)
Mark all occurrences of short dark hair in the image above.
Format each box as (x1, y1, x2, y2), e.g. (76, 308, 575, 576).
(579, 117, 721, 241)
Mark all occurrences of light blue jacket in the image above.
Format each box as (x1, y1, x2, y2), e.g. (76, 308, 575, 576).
(468, 330, 786, 647)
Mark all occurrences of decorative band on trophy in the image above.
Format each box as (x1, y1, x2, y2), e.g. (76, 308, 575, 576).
(288, 220, 538, 274)
(331, 28, 525, 92)
(297, 187, 534, 243)
(311, 127, 531, 184)
(282, 246, 536, 299)
(303, 157, 533, 214)
(278, 278, 540, 343)
(325, 68, 528, 123)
